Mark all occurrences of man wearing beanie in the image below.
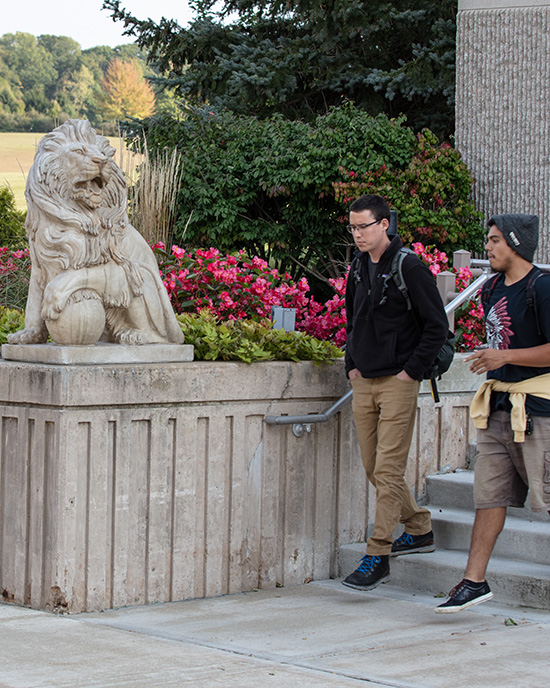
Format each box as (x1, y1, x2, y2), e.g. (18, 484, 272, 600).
(435, 213, 550, 613)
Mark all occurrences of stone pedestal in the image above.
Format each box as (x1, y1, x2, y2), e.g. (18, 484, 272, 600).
(0, 356, 479, 613)
(1, 343, 194, 365)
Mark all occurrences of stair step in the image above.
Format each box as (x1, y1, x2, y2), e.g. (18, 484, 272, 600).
(429, 507, 550, 565)
(426, 470, 475, 511)
(427, 471, 548, 522)
(339, 543, 550, 610)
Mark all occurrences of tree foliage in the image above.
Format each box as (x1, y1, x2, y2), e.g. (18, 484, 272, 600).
(129, 104, 482, 295)
(0, 32, 173, 132)
(0, 187, 26, 246)
(96, 58, 156, 121)
(103, 0, 457, 139)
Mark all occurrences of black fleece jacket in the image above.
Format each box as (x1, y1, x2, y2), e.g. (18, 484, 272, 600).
(345, 236, 448, 381)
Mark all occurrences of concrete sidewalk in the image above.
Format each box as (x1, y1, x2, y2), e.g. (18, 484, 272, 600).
(1, 579, 548, 688)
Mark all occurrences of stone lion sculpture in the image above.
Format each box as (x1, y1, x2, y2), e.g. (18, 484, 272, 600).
(8, 119, 184, 346)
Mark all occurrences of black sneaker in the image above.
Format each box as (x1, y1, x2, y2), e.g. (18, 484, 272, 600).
(342, 554, 390, 591)
(435, 579, 493, 613)
(391, 530, 435, 557)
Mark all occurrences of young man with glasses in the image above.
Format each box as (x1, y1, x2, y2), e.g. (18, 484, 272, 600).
(342, 194, 448, 592)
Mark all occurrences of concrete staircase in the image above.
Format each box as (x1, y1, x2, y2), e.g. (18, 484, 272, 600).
(339, 470, 550, 610)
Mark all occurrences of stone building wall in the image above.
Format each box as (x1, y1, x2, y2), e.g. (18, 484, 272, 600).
(456, 0, 550, 262)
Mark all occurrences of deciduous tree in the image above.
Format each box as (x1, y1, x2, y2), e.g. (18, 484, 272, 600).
(127, 104, 482, 297)
(96, 58, 156, 121)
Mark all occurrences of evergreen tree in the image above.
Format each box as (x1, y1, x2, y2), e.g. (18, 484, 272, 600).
(103, 0, 457, 138)
(0, 187, 26, 246)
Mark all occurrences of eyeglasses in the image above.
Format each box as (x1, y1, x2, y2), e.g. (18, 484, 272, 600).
(346, 220, 380, 234)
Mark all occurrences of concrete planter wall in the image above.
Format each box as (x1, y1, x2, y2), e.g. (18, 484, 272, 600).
(0, 356, 479, 613)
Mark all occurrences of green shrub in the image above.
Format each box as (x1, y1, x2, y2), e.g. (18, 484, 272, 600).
(0, 306, 343, 363)
(128, 105, 418, 289)
(0, 307, 25, 344)
(177, 310, 343, 364)
(334, 131, 485, 253)
(129, 104, 483, 295)
(0, 110, 58, 133)
(0, 187, 26, 246)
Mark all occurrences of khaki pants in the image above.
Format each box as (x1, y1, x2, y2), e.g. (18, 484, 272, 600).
(351, 375, 432, 555)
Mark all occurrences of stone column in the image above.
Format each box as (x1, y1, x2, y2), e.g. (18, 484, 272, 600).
(456, 1, 550, 262)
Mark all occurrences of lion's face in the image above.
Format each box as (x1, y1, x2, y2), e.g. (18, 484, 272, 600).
(24, 119, 130, 278)
(62, 141, 115, 210)
(28, 119, 123, 215)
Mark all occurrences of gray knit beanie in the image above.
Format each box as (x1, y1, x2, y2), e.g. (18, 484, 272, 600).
(488, 214, 539, 262)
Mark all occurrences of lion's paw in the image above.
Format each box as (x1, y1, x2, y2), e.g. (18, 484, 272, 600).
(7, 328, 48, 345)
(42, 283, 71, 321)
(41, 301, 62, 322)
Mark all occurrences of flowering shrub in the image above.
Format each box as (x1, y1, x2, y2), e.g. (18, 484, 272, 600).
(411, 243, 486, 351)
(333, 131, 485, 257)
(154, 242, 486, 352)
(298, 276, 347, 348)
(0, 241, 485, 355)
(155, 243, 350, 347)
(155, 244, 311, 321)
(0, 246, 31, 311)
(411, 242, 449, 275)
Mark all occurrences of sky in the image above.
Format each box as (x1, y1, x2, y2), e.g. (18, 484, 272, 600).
(2, 0, 195, 50)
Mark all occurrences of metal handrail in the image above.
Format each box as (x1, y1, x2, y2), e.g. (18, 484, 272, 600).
(265, 268, 492, 435)
(444, 271, 490, 314)
(471, 259, 550, 271)
(265, 390, 353, 436)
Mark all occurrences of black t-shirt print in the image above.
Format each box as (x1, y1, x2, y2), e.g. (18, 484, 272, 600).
(483, 269, 550, 416)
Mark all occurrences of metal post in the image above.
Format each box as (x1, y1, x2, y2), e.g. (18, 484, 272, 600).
(436, 270, 457, 330)
(453, 249, 472, 270)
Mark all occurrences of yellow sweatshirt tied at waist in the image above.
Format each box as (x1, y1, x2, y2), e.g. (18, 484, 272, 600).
(470, 372, 550, 442)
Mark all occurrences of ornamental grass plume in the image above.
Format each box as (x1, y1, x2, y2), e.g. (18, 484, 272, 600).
(129, 141, 183, 248)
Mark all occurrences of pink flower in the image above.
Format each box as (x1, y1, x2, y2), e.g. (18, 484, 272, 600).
(172, 245, 186, 260)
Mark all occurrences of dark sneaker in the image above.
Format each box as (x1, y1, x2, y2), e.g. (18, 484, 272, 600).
(435, 579, 493, 614)
(342, 554, 390, 591)
(391, 530, 435, 557)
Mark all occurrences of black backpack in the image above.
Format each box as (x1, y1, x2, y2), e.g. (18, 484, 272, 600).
(388, 248, 456, 398)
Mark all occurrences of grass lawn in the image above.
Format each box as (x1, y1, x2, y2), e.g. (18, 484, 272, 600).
(0, 132, 139, 211)
(0, 133, 44, 210)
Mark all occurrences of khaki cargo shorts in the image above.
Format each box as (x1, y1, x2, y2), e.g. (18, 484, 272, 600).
(474, 410, 550, 513)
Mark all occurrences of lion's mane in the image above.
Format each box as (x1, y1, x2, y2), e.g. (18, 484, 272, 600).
(26, 119, 135, 288)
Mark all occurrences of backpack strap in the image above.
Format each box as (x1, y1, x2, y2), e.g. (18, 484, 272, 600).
(349, 255, 362, 285)
(480, 272, 503, 310)
(526, 267, 550, 336)
(389, 247, 415, 310)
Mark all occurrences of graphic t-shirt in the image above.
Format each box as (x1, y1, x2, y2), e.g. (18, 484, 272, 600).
(483, 268, 550, 416)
